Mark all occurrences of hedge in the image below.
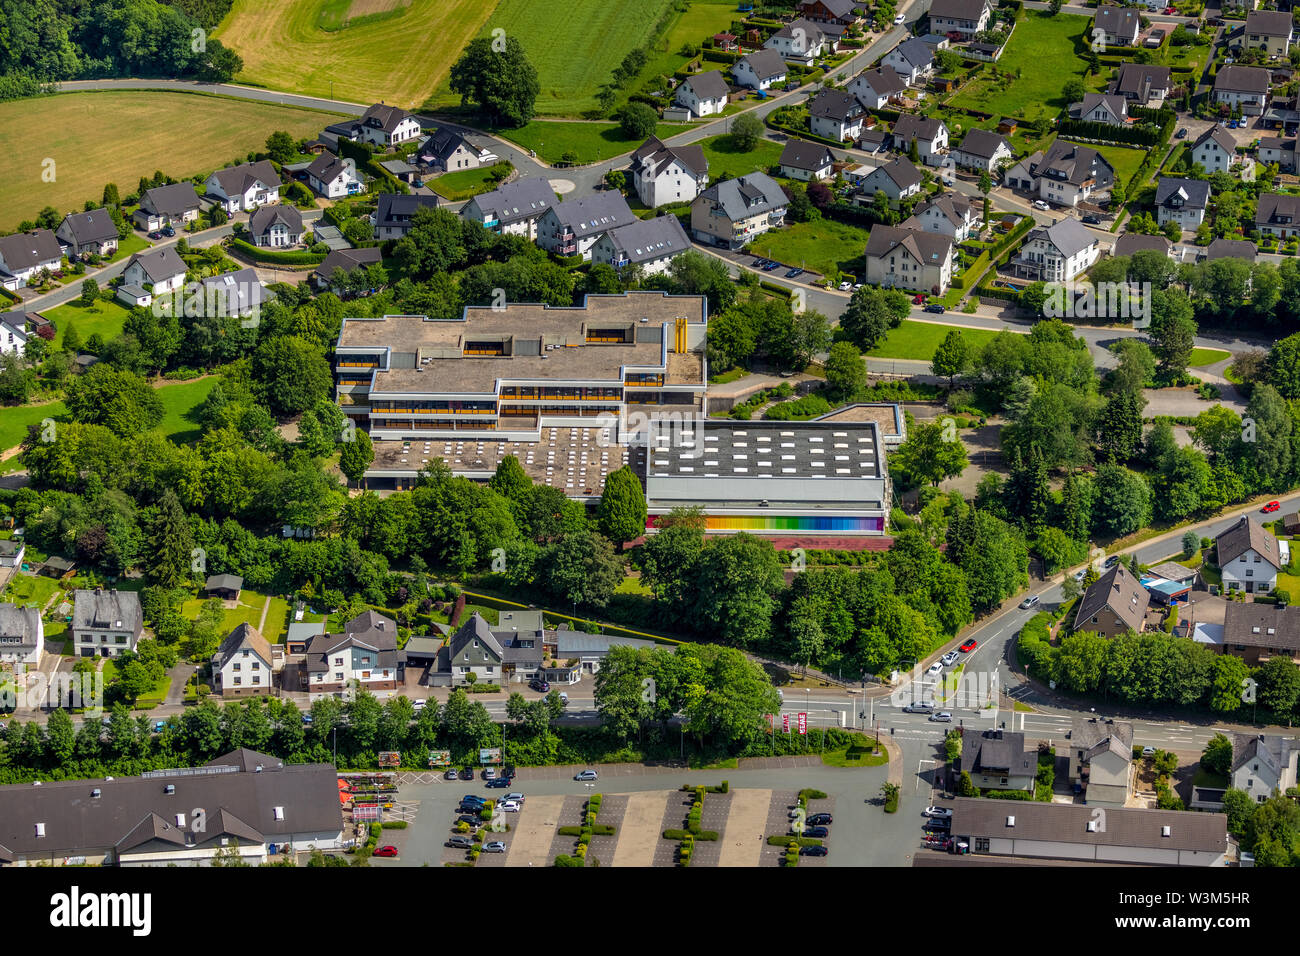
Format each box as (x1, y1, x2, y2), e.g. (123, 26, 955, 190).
(759, 280, 792, 298)
(799, 788, 828, 801)
(663, 828, 718, 841)
(983, 789, 1033, 799)
(227, 237, 326, 266)
(1059, 120, 1161, 147)
(765, 119, 847, 150)
(765, 834, 824, 846)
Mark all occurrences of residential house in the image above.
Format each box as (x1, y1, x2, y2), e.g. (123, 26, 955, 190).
(1094, 4, 1141, 46)
(902, 193, 981, 242)
(119, 246, 187, 306)
(590, 214, 691, 276)
(1243, 10, 1294, 57)
(951, 128, 1014, 173)
(446, 614, 504, 686)
(1214, 65, 1272, 116)
(56, 209, 119, 259)
(796, 0, 862, 26)
(884, 37, 936, 86)
(927, 0, 991, 37)
(312, 247, 383, 291)
(212, 623, 274, 698)
(778, 140, 836, 181)
(1013, 217, 1101, 283)
(1071, 92, 1129, 126)
(204, 160, 281, 214)
(1069, 717, 1134, 809)
(856, 156, 923, 204)
(1259, 136, 1298, 173)
(0, 318, 29, 357)
(348, 103, 422, 148)
(200, 267, 274, 320)
(0, 604, 43, 668)
(1217, 517, 1282, 593)
(1232, 733, 1300, 802)
(418, 128, 493, 172)
(305, 153, 364, 199)
(537, 192, 638, 259)
(302, 610, 404, 698)
(1073, 564, 1151, 638)
(247, 203, 304, 248)
(1223, 0, 1261, 11)
(551, 630, 660, 676)
(848, 65, 907, 109)
(1191, 126, 1237, 174)
(1154, 177, 1211, 231)
(689, 172, 788, 249)
(733, 49, 789, 90)
(71, 589, 143, 658)
(1141, 560, 1199, 606)
(460, 177, 557, 239)
(765, 18, 829, 62)
(0, 538, 25, 568)
(371, 193, 440, 241)
(1256, 191, 1300, 238)
(1219, 603, 1300, 665)
(133, 183, 201, 231)
(1010, 139, 1115, 207)
(0, 229, 62, 289)
(1204, 237, 1258, 261)
(1111, 63, 1173, 106)
(892, 114, 949, 167)
(863, 224, 955, 294)
(808, 88, 869, 142)
(629, 136, 710, 207)
(675, 70, 730, 117)
(961, 729, 1036, 792)
(857, 128, 891, 155)
(947, 798, 1229, 866)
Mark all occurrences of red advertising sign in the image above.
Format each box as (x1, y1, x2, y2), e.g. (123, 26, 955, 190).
(797, 712, 808, 735)
(782, 713, 790, 732)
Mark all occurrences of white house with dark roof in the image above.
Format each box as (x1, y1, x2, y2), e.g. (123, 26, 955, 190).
(689, 172, 788, 249)
(808, 88, 869, 141)
(1069, 717, 1134, 809)
(1112, 63, 1173, 106)
(952, 128, 1014, 173)
(1008, 140, 1115, 207)
(1243, 10, 1294, 57)
(733, 48, 788, 90)
(460, 176, 557, 239)
(903, 193, 981, 242)
(133, 183, 201, 231)
(892, 114, 949, 167)
(371, 193, 439, 241)
(884, 37, 936, 86)
(855, 156, 923, 204)
(1216, 516, 1281, 593)
(1154, 177, 1210, 231)
(1191, 126, 1237, 174)
(628, 136, 710, 207)
(927, 0, 991, 37)
(0, 229, 62, 289)
(305, 153, 364, 199)
(848, 64, 906, 109)
(0, 604, 43, 667)
(590, 215, 691, 276)
(1256, 192, 1300, 239)
(418, 128, 496, 172)
(1259, 136, 1298, 173)
(0, 318, 28, 357)
(1232, 734, 1299, 803)
(778, 140, 835, 181)
(1093, 4, 1141, 46)
(1071, 93, 1128, 126)
(675, 70, 730, 117)
(303, 610, 404, 699)
(1214, 65, 1271, 115)
(200, 267, 274, 319)
(765, 18, 829, 62)
(537, 192, 637, 259)
(863, 224, 955, 294)
(1013, 218, 1101, 283)
(248, 203, 304, 247)
(56, 208, 119, 259)
(212, 623, 274, 698)
(120, 246, 187, 305)
(313, 246, 383, 291)
(72, 589, 142, 658)
(347, 103, 422, 148)
(204, 160, 281, 214)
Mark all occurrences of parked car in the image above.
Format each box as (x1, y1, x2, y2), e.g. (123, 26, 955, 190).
(372, 845, 398, 857)
(923, 303, 945, 314)
(1081, 215, 1102, 225)
(1019, 595, 1040, 610)
(804, 825, 830, 838)
(1032, 200, 1050, 211)
(487, 776, 511, 789)
(460, 767, 474, 780)
(894, 12, 906, 23)
(1104, 555, 1119, 568)
(506, 792, 525, 804)
(301, 714, 313, 724)
(754, 257, 769, 267)
(903, 701, 935, 713)
(1142, 746, 1157, 756)
(1163, 5, 1175, 13)
(926, 661, 944, 676)
(959, 639, 977, 652)
(941, 651, 960, 666)
(500, 799, 522, 812)
(483, 841, 507, 853)
(1175, 127, 1188, 139)
(838, 280, 853, 291)
(763, 260, 782, 272)
(161, 226, 175, 237)
(153, 721, 167, 733)
(928, 712, 953, 723)
(575, 769, 599, 781)
(925, 806, 953, 818)
(530, 679, 550, 693)
(800, 844, 829, 856)
(454, 815, 483, 829)
(461, 794, 486, 806)
(923, 818, 951, 831)
(412, 698, 425, 710)
(147, 230, 162, 240)
(445, 769, 459, 780)
(483, 768, 497, 780)
(785, 267, 803, 278)
(503, 764, 517, 780)
(808, 812, 833, 826)
(446, 836, 473, 849)
(458, 802, 485, 814)
(1263, 500, 1281, 513)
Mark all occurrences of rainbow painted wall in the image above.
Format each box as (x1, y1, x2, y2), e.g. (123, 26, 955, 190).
(647, 514, 885, 533)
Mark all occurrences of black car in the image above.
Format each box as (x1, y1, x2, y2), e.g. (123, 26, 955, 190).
(763, 261, 782, 271)
(460, 767, 474, 780)
(923, 304, 945, 314)
(454, 814, 483, 828)
(486, 776, 511, 789)
(800, 845, 829, 857)
(1175, 127, 1188, 139)
(808, 813, 833, 826)
(923, 819, 951, 832)
(803, 825, 830, 838)
(503, 764, 517, 779)
(753, 257, 770, 268)
(1081, 215, 1102, 225)
(785, 267, 803, 278)
(161, 226, 175, 237)
(529, 679, 550, 693)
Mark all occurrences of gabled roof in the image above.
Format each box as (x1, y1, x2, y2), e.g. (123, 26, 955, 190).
(956, 127, 1012, 159)
(631, 136, 709, 179)
(205, 573, 243, 591)
(1222, 603, 1300, 651)
(1245, 10, 1294, 37)
(450, 613, 504, 661)
(306, 153, 356, 185)
(359, 102, 418, 134)
(864, 224, 953, 265)
(808, 88, 867, 122)
(1193, 125, 1237, 156)
(855, 64, 906, 98)
(893, 113, 946, 143)
(465, 177, 557, 226)
(964, 729, 1034, 776)
(1232, 733, 1295, 776)
(1257, 191, 1300, 227)
(59, 208, 119, 246)
(771, 18, 827, 46)
(1072, 716, 1135, 756)
(200, 267, 273, 315)
(779, 139, 835, 171)
(911, 193, 975, 227)
(1036, 139, 1114, 188)
(1074, 92, 1128, 118)
(1154, 176, 1211, 211)
(72, 589, 142, 634)
(1113, 63, 1172, 99)
(870, 156, 923, 191)
(601, 215, 690, 265)
(139, 182, 201, 217)
(890, 37, 935, 70)
(695, 172, 788, 221)
(545, 192, 637, 238)
(213, 622, 272, 670)
(1215, 515, 1281, 567)
(737, 48, 788, 80)
(315, 246, 383, 280)
(374, 193, 440, 229)
(0, 604, 40, 648)
(248, 203, 304, 237)
(1073, 564, 1150, 633)
(1094, 3, 1141, 36)
(682, 69, 730, 100)
(125, 246, 187, 283)
(1215, 64, 1271, 95)
(1204, 237, 1256, 261)
(0, 229, 62, 272)
(208, 160, 281, 197)
(801, 0, 859, 17)
(420, 127, 475, 163)
(1114, 232, 1172, 257)
(928, 0, 989, 21)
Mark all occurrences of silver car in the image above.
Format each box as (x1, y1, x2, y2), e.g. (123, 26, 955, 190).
(928, 712, 953, 723)
(940, 651, 960, 666)
(483, 841, 507, 853)
(575, 769, 599, 781)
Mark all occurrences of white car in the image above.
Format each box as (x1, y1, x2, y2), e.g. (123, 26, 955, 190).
(940, 651, 960, 666)
(559, 692, 569, 704)
(894, 12, 906, 23)
(924, 806, 953, 819)
(838, 280, 854, 291)
(500, 799, 521, 812)
(926, 661, 944, 676)
(1142, 746, 1157, 757)
(1033, 199, 1051, 211)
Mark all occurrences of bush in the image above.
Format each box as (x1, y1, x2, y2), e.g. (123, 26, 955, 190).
(799, 788, 828, 801)
(381, 821, 408, 829)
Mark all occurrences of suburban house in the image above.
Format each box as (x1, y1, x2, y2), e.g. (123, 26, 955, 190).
(590, 214, 691, 276)
(313, 247, 383, 291)
(1073, 564, 1151, 638)
(445, 614, 504, 686)
(1141, 560, 1198, 606)
(1214, 65, 1272, 115)
(247, 203, 304, 248)
(0, 749, 344, 866)
(212, 623, 275, 698)
(1068, 717, 1134, 809)
(884, 37, 936, 86)
(1217, 516, 1283, 594)
(733, 48, 789, 90)
(796, 0, 862, 27)
(460, 176, 557, 239)
(0, 604, 43, 668)
(1243, 10, 1294, 57)
(1203, 237, 1257, 262)
(951, 128, 1014, 173)
(1191, 126, 1238, 174)
(629, 136, 710, 207)
(1232, 733, 1299, 802)
(857, 128, 891, 156)
(56, 209, 119, 259)
(689, 172, 788, 249)
(1255, 191, 1300, 239)
(119, 246, 187, 306)
(305, 153, 364, 199)
(1112, 63, 1173, 106)
(1154, 177, 1211, 231)
(0, 229, 62, 289)
(765, 18, 829, 62)
(808, 88, 869, 141)
(0, 538, 25, 568)
(778, 140, 836, 180)
(0, 319, 27, 357)
(301, 610, 404, 699)
(1070, 92, 1128, 126)
(1217, 603, 1300, 665)
(902, 193, 981, 242)
(1006, 140, 1115, 207)
(133, 183, 201, 231)
(536, 192, 638, 259)
(856, 156, 923, 204)
(347, 103, 422, 148)
(1094, 4, 1141, 46)
(892, 114, 949, 167)
(1013, 217, 1101, 283)
(927, 0, 991, 37)
(371, 193, 440, 241)
(204, 160, 281, 214)
(863, 224, 955, 294)
(675, 70, 730, 117)
(1259, 136, 1298, 173)
(848, 64, 906, 109)
(72, 589, 143, 658)
(200, 267, 274, 319)
(961, 729, 1036, 792)
(946, 798, 1230, 866)
(418, 128, 493, 172)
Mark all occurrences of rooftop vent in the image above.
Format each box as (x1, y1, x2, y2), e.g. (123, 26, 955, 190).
(164, 784, 176, 795)
(1161, 825, 1172, 837)
(273, 806, 285, 821)
(35, 823, 45, 838)
(1006, 815, 1016, 827)
(1086, 820, 1098, 832)
(91, 788, 101, 798)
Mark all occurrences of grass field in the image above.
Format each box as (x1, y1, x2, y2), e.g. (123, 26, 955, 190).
(948, 11, 1091, 123)
(1091, 144, 1148, 188)
(698, 133, 784, 182)
(635, 0, 744, 98)
(429, 163, 511, 200)
(747, 220, 871, 279)
(42, 298, 134, 351)
(155, 377, 220, 444)
(1189, 347, 1231, 367)
(497, 121, 691, 165)
(182, 593, 269, 634)
(866, 320, 1013, 361)
(0, 402, 65, 470)
(2, 575, 62, 609)
(0, 92, 341, 231)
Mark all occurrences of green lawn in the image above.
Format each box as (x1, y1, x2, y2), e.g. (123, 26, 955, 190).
(0, 402, 66, 470)
(746, 220, 871, 280)
(698, 133, 784, 182)
(866, 320, 1013, 361)
(181, 593, 268, 633)
(42, 298, 134, 350)
(429, 163, 512, 201)
(155, 377, 219, 444)
(948, 11, 1091, 123)
(263, 596, 292, 642)
(1189, 347, 1231, 368)
(634, 0, 743, 100)
(3, 575, 62, 609)
(1090, 144, 1149, 188)
(107, 234, 151, 264)
(497, 121, 691, 165)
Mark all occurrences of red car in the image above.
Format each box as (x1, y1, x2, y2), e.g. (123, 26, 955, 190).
(1263, 501, 1281, 513)
(372, 845, 398, 857)
(1162, 5, 1175, 13)
(959, 639, 977, 653)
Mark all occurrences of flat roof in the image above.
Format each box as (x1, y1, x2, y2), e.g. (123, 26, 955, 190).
(646, 418, 883, 481)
